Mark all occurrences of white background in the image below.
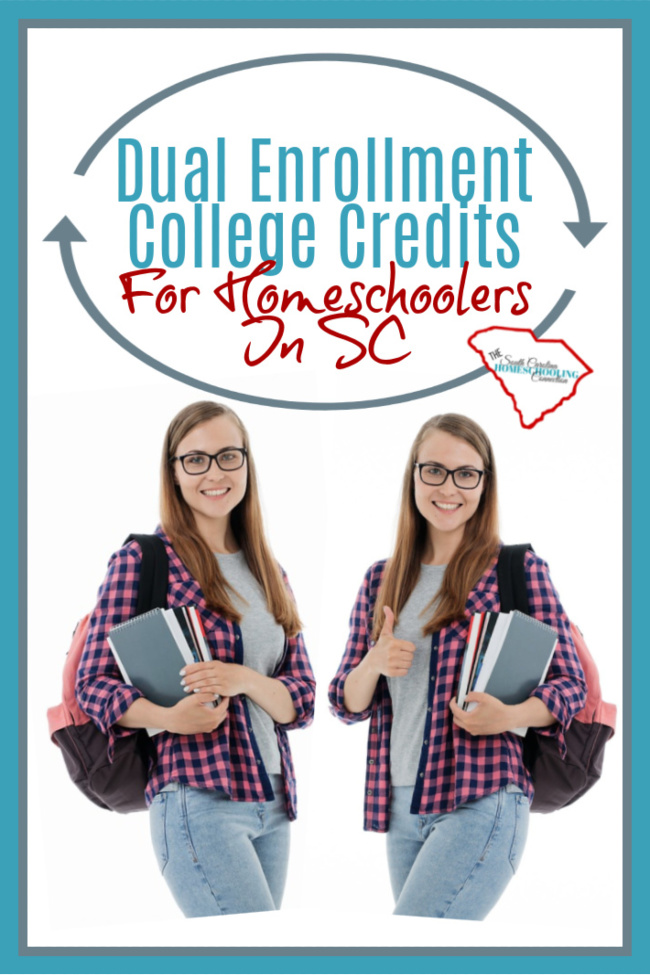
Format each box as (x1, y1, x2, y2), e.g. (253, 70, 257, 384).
(27, 26, 623, 950)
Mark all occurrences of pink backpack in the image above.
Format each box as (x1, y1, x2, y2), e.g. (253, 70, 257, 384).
(47, 534, 168, 812)
(497, 544, 617, 813)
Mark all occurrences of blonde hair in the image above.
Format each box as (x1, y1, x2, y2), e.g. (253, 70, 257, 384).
(160, 401, 301, 636)
(372, 413, 499, 640)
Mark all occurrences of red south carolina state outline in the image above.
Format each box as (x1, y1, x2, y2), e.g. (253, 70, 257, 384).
(467, 326, 593, 430)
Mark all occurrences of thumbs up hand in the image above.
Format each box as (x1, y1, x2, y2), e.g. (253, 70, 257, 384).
(367, 606, 416, 678)
(380, 606, 396, 638)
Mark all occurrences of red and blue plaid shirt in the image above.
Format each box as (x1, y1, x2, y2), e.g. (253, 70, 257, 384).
(328, 549, 586, 832)
(76, 530, 315, 817)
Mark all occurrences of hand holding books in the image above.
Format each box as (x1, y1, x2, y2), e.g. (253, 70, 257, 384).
(181, 660, 251, 698)
(163, 692, 230, 736)
(450, 691, 520, 736)
(116, 689, 231, 738)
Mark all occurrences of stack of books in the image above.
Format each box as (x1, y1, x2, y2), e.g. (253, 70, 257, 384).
(108, 607, 213, 720)
(457, 610, 558, 735)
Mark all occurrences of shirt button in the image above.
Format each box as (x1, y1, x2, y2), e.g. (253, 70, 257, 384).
(367, 789, 373, 796)
(368, 759, 375, 765)
(419, 773, 424, 778)
(430, 675, 435, 681)
(432, 645, 438, 650)
(427, 707, 432, 713)
(236, 635, 241, 641)
(423, 739, 428, 745)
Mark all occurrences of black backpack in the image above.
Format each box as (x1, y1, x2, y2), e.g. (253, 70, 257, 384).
(47, 534, 168, 813)
(497, 544, 616, 813)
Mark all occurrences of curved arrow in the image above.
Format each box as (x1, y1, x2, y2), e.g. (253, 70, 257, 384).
(45, 217, 575, 412)
(75, 52, 605, 247)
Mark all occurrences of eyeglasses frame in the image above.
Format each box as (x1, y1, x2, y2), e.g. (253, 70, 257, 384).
(172, 447, 248, 475)
(414, 462, 487, 490)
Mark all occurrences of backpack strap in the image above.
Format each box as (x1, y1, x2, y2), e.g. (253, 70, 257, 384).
(496, 544, 533, 614)
(123, 533, 169, 614)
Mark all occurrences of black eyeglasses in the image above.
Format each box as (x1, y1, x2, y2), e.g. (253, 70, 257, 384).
(172, 448, 247, 475)
(414, 462, 486, 490)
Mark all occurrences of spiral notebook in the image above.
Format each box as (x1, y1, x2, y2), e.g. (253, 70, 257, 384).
(108, 608, 195, 709)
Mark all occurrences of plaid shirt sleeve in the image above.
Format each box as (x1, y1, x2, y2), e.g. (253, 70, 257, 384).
(272, 569, 315, 731)
(274, 628, 316, 731)
(524, 550, 587, 755)
(75, 543, 145, 758)
(328, 562, 384, 724)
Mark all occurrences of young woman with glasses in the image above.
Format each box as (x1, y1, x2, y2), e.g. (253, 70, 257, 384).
(329, 413, 586, 920)
(77, 401, 315, 917)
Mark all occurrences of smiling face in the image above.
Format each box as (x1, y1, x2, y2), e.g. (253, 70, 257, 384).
(173, 414, 248, 546)
(414, 429, 486, 561)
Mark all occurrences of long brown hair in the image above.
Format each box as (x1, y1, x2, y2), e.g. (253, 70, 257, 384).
(371, 413, 499, 640)
(160, 401, 301, 636)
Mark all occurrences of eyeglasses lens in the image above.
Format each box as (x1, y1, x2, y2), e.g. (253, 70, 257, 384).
(217, 451, 244, 471)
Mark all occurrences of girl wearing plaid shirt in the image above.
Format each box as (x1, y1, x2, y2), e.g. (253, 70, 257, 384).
(329, 413, 586, 920)
(77, 401, 315, 917)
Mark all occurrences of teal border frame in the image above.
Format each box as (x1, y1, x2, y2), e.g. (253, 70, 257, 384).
(7, 2, 642, 971)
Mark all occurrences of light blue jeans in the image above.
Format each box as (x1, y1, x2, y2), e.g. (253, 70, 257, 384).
(149, 776, 289, 917)
(387, 785, 530, 920)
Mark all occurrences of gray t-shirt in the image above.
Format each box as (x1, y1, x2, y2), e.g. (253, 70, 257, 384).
(387, 564, 446, 787)
(215, 551, 285, 775)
